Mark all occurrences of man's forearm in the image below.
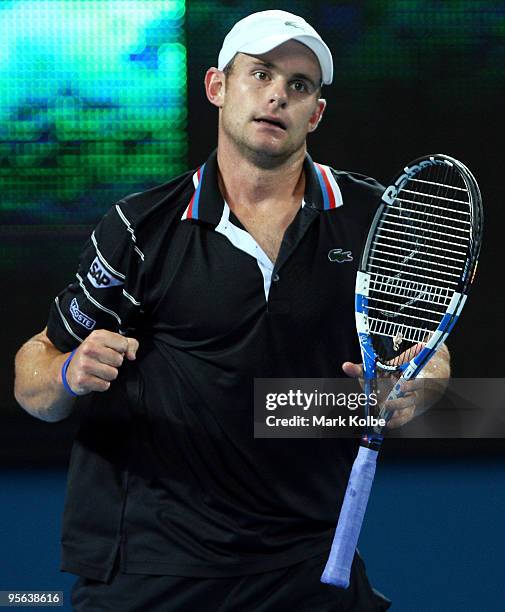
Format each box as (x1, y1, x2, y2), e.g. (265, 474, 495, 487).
(14, 330, 76, 423)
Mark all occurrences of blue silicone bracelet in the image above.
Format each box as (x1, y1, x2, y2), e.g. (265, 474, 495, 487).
(61, 349, 78, 397)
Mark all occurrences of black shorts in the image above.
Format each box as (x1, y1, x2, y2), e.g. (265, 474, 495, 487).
(71, 552, 391, 611)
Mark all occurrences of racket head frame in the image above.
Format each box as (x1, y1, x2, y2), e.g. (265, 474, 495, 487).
(355, 154, 483, 438)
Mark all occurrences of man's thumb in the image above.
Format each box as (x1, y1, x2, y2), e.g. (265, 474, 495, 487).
(125, 337, 139, 361)
(342, 361, 362, 378)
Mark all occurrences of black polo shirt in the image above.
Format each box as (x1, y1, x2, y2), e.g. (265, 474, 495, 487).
(47, 150, 383, 581)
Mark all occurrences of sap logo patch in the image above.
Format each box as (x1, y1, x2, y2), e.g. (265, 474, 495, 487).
(70, 298, 96, 330)
(87, 257, 123, 289)
(328, 248, 353, 263)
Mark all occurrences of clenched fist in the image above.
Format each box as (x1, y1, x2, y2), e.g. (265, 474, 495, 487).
(65, 330, 139, 395)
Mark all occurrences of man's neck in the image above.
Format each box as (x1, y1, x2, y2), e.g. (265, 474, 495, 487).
(216, 140, 306, 210)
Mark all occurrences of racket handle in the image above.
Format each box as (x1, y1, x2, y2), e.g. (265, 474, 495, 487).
(321, 445, 378, 588)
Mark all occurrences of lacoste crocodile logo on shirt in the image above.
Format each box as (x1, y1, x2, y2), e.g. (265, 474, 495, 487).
(328, 249, 353, 263)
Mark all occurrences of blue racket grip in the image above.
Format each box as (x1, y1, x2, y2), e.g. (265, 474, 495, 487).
(321, 446, 379, 588)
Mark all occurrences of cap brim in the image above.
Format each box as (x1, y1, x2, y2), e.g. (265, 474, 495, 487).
(238, 34, 332, 84)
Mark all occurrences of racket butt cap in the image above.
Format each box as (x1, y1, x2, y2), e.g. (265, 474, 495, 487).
(320, 569, 350, 588)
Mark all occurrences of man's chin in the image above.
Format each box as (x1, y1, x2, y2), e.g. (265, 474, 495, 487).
(242, 140, 299, 168)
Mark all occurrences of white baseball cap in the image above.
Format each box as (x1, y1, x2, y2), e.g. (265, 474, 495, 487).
(218, 10, 333, 85)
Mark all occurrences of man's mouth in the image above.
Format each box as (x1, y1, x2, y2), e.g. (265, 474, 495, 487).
(254, 117, 287, 130)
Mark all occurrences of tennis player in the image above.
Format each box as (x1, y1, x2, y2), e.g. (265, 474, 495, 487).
(14, 10, 449, 611)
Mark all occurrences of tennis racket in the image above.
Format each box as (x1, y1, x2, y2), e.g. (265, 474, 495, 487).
(321, 154, 483, 588)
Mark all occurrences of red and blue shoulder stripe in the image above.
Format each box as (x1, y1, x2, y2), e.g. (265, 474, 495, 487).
(314, 162, 343, 210)
(181, 164, 206, 220)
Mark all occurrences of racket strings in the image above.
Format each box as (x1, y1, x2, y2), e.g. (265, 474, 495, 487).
(366, 162, 472, 361)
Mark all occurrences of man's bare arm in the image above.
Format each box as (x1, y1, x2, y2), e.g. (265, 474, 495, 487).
(14, 327, 139, 423)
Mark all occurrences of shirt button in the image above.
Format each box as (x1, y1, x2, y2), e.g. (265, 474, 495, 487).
(272, 273, 280, 282)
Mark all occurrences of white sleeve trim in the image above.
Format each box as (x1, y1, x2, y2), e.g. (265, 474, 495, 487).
(91, 232, 126, 280)
(54, 296, 83, 343)
(115, 204, 137, 242)
(122, 289, 141, 306)
(115, 203, 145, 260)
(134, 246, 145, 261)
(75, 272, 122, 325)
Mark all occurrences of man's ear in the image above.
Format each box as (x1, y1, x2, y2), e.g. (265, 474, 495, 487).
(205, 68, 226, 108)
(308, 98, 327, 132)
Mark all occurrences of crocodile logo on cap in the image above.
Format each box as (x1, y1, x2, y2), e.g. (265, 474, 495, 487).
(284, 21, 304, 30)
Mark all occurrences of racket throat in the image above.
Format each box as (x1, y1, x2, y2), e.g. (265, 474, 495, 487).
(361, 434, 383, 451)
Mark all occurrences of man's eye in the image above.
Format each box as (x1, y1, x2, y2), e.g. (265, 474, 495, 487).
(253, 71, 268, 80)
(291, 81, 308, 93)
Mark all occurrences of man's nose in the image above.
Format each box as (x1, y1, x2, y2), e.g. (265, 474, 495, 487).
(268, 82, 288, 108)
